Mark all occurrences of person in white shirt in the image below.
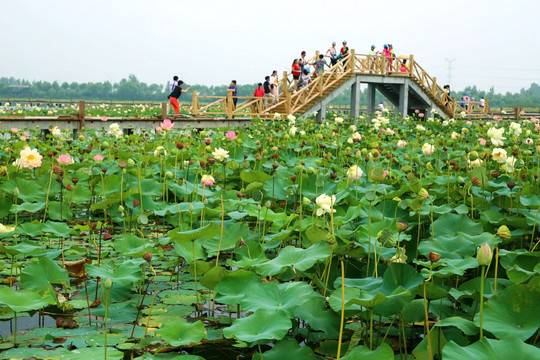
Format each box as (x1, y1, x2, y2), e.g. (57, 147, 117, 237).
(369, 45, 379, 71)
(169, 76, 178, 93)
(326, 42, 338, 67)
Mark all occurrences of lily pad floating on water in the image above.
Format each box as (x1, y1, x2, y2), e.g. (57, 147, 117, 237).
(443, 337, 540, 360)
(222, 309, 291, 343)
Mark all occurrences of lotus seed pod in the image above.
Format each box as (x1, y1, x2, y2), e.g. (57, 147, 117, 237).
(469, 151, 479, 161)
(306, 166, 315, 174)
(104, 277, 112, 289)
(142, 252, 153, 263)
(127, 158, 135, 167)
(497, 225, 511, 241)
(476, 242, 493, 266)
(377, 228, 396, 247)
(295, 165, 304, 174)
(165, 171, 173, 179)
(425, 162, 434, 171)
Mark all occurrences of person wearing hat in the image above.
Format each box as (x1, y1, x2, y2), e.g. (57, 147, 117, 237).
(369, 45, 378, 72)
(382, 44, 392, 73)
(340, 41, 349, 70)
(326, 42, 338, 66)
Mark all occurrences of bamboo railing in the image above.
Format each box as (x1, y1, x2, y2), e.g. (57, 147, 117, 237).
(190, 51, 489, 119)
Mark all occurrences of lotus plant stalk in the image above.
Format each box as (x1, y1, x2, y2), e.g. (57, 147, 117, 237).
(423, 263, 433, 360)
(476, 242, 492, 340)
(336, 259, 345, 359)
(104, 277, 112, 360)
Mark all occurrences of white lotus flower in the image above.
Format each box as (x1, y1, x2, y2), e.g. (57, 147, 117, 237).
(315, 193, 336, 216)
(422, 143, 435, 156)
(347, 165, 363, 181)
(211, 147, 229, 161)
(487, 127, 506, 146)
(492, 148, 507, 163)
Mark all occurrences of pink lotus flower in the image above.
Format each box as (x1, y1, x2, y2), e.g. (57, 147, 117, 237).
(57, 154, 73, 165)
(24, 132, 29, 137)
(225, 131, 237, 140)
(201, 174, 215, 187)
(160, 119, 174, 131)
(478, 138, 487, 145)
(415, 109, 419, 114)
(93, 154, 104, 162)
(11, 128, 18, 133)
(20, 136, 27, 141)
(205, 138, 212, 145)
(101, 116, 108, 122)
(531, 117, 538, 123)
(418, 113, 425, 118)
(156, 126, 163, 133)
(520, 110, 525, 115)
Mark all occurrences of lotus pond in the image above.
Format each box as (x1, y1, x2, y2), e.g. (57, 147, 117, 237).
(0, 112, 540, 360)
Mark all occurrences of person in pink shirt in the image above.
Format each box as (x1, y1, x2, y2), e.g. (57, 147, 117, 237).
(382, 44, 392, 72)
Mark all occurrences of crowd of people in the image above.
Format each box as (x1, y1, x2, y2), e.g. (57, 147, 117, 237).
(167, 42, 416, 114)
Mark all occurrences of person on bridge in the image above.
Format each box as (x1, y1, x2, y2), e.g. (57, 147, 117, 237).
(263, 76, 273, 109)
(227, 80, 238, 110)
(299, 51, 308, 73)
(369, 45, 378, 72)
(292, 59, 301, 90)
(169, 76, 179, 93)
(327, 42, 338, 66)
(400, 59, 408, 72)
(168, 80, 190, 115)
(312, 54, 328, 77)
(383, 44, 392, 72)
(253, 83, 265, 113)
(270, 70, 279, 104)
(339, 41, 349, 70)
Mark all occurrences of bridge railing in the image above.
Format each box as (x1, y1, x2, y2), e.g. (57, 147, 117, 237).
(190, 50, 489, 119)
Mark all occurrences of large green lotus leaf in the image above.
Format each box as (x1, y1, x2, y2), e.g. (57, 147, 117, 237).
(0, 242, 44, 257)
(227, 239, 268, 268)
(42, 221, 72, 237)
(443, 337, 540, 360)
(474, 284, 540, 341)
(153, 203, 180, 217)
(505, 254, 540, 284)
(85, 333, 127, 347)
(11, 202, 45, 213)
(456, 278, 513, 301)
(214, 269, 260, 305)
(254, 241, 331, 276)
(0, 347, 69, 359)
(156, 318, 207, 346)
(126, 177, 161, 197)
(240, 281, 320, 317)
(69, 183, 93, 205)
(86, 260, 142, 287)
(434, 316, 479, 336)
(222, 309, 291, 343)
(47, 201, 73, 221)
(240, 170, 272, 184)
(21, 256, 69, 294)
(329, 286, 362, 312)
(199, 265, 229, 290)
(380, 263, 424, 292)
(341, 343, 394, 360)
(169, 223, 221, 244)
(2, 178, 45, 202)
(112, 233, 155, 257)
(418, 214, 497, 259)
(62, 346, 124, 359)
(257, 338, 319, 360)
(16, 221, 43, 237)
(0, 287, 54, 312)
(519, 194, 540, 208)
(173, 239, 207, 263)
(294, 297, 340, 338)
(202, 222, 249, 256)
(431, 257, 479, 277)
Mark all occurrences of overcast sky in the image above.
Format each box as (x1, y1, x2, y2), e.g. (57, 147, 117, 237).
(2, 0, 539, 93)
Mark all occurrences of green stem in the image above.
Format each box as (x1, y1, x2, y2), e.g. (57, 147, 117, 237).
(479, 265, 486, 340)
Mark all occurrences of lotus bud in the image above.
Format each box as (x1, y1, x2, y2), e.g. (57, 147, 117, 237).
(13, 187, 19, 197)
(425, 162, 434, 171)
(118, 205, 125, 212)
(469, 151, 479, 161)
(396, 221, 409, 233)
(476, 242, 493, 266)
(104, 277, 112, 289)
(418, 188, 429, 201)
(471, 177, 481, 186)
(127, 158, 135, 167)
(429, 252, 441, 263)
(265, 200, 272, 208)
(497, 225, 511, 241)
(295, 165, 304, 174)
(302, 197, 311, 206)
(306, 166, 316, 175)
(142, 252, 153, 263)
(0, 166, 7, 176)
(189, 204, 194, 212)
(165, 171, 173, 179)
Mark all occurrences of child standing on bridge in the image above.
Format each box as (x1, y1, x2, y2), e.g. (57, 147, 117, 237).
(168, 80, 190, 115)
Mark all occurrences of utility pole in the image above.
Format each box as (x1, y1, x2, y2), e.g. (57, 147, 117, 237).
(445, 58, 456, 84)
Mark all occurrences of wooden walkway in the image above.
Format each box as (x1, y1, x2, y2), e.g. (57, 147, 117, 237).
(191, 51, 489, 120)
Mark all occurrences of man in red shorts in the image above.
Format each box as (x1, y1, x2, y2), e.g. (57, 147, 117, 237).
(168, 80, 190, 115)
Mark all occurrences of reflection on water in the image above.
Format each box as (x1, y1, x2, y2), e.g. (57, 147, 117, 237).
(0, 312, 56, 338)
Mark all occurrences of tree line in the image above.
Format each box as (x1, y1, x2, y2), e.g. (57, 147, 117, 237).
(1, 75, 539, 108)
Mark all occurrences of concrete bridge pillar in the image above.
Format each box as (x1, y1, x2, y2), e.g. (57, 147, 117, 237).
(397, 80, 409, 118)
(316, 104, 327, 123)
(350, 77, 360, 120)
(366, 83, 376, 120)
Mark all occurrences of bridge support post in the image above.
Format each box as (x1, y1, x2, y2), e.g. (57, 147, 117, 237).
(316, 104, 326, 123)
(366, 83, 375, 120)
(350, 77, 360, 120)
(397, 80, 409, 119)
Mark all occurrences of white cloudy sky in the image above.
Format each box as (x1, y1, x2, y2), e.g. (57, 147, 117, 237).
(2, 0, 539, 93)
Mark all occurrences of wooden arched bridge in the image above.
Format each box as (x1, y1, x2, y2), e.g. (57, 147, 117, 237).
(191, 51, 488, 121)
